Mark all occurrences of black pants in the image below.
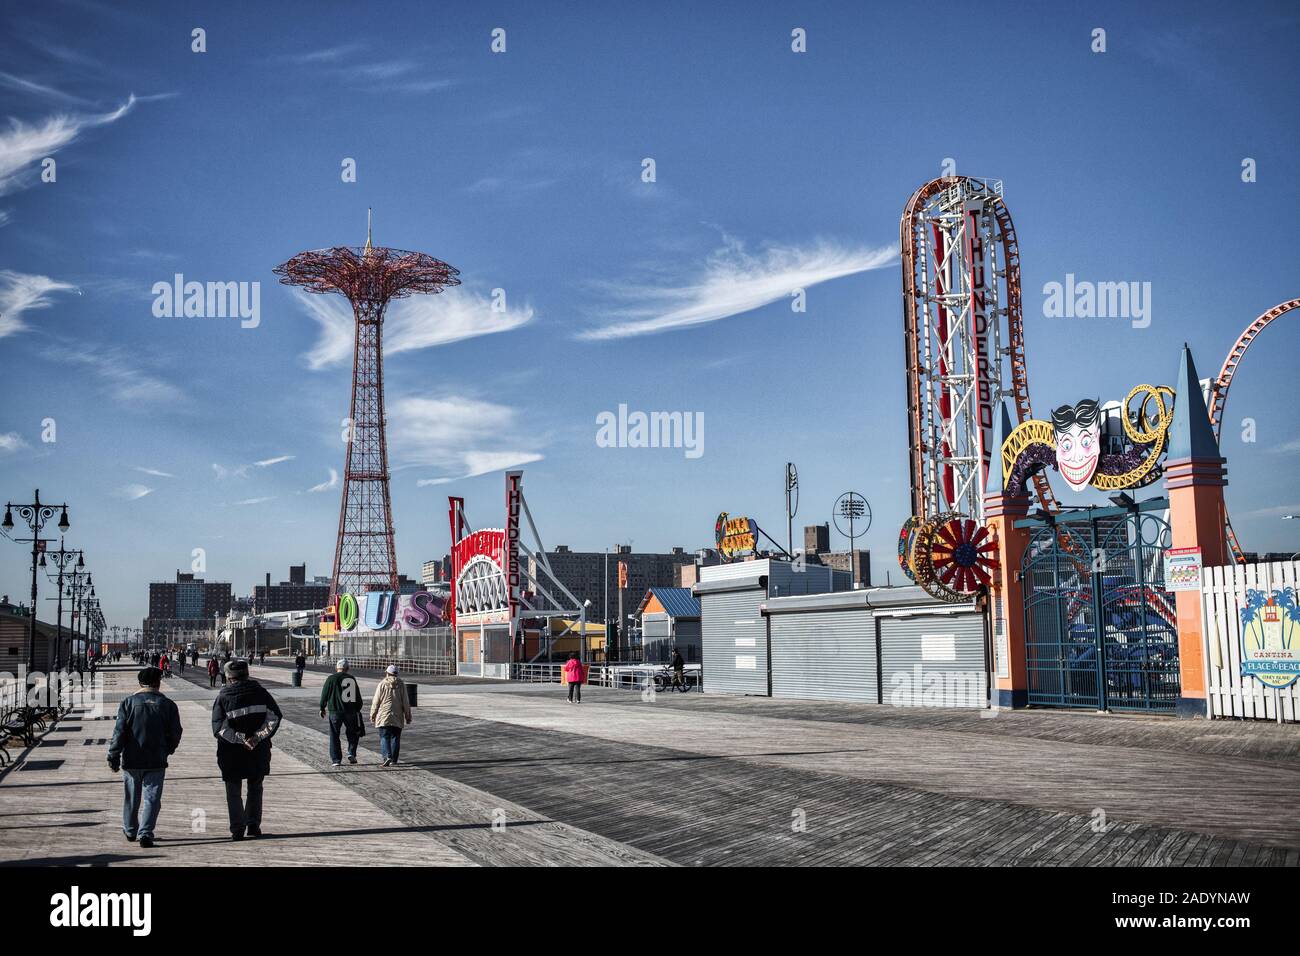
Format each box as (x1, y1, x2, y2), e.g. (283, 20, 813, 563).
(224, 776, 264, 834)
(568, 681, 582, 702)
(328, 712, 361, 763)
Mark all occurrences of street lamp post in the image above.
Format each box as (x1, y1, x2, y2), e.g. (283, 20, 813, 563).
(3, 490, 70, 672)
(66, 569, 92, 672)
(44, 538, 84, 671)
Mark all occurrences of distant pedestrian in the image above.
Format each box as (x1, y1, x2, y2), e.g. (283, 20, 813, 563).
(320, 659, 364, 767)
(150, 652, 161, 668)
(158, 653, 169, 678)
(191, 650, 198, 667)
(294, 650, 306, 680)
(259, 649, 266, 666)
(369, 665, 411, 766)
(107, 667, 183, 849)
(211, 659, 281, 840)
(206, 656, 219, 688)
(671, 648, 685, 689)
(563, 652, 585, 704)
(177, 654, 186, 675)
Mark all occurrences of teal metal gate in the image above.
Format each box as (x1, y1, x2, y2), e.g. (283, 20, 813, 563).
(1020, 501, 1180, 712)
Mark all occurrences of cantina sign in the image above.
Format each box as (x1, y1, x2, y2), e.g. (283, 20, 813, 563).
(715, 512, 758, 561)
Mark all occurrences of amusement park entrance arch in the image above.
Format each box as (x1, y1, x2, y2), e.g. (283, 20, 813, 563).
(1018, 499, 1180, 712)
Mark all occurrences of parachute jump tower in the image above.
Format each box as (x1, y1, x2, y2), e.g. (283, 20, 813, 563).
(274, 213, 461, 603)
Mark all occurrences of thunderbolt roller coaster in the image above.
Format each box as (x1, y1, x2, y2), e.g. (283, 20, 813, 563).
(897, 175, 1297, 599)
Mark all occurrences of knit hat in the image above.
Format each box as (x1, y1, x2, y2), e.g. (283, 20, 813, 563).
(225, 659, 249, 679)
(386, 664, 398, 675)
(336, 658, 349, 669)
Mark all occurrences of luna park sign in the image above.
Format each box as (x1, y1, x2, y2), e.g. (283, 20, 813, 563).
(327, 590, 449, 634)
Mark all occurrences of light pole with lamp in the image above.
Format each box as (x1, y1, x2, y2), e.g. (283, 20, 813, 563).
(44, 539, 83, 671)
(3, 490, 70, 671)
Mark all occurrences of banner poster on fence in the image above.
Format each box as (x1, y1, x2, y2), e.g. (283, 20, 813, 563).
(1164, 547, 1202, 592)
(1239, 588, 1300, 689)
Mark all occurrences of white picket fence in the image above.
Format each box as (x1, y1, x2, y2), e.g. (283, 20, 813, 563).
(1200, 560, 1299, 723)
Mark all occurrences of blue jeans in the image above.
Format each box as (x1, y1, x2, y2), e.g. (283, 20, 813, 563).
(122, 769, 166, 840)
(328, 712, 360, 763)
(378, 726, 402, 762)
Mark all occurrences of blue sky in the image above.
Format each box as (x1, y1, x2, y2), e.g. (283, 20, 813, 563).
(1, 0, 1298, 630)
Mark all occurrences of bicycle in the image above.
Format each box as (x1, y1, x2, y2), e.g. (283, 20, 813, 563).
(652, 667, 692, 693)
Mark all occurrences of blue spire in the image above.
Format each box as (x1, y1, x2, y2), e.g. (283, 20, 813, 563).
(1166, 344, 1221, 461)
(983, 400, 1016, 496)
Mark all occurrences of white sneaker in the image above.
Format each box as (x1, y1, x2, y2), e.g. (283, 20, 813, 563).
(331, 762, 341, 768)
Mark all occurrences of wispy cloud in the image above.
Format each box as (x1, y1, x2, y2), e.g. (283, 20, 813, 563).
(213, 455, 295, 480)
(307, 468, 339, 493)
(297, 288, 533, 370)
(578, 235, 898, 340)
(283, 43, 369, 65)
(134, 466, 175, 478)
(282, 44, 454, 94)
(45, 344, 183, 405)
(114, 484, 154, 501)
(417, 450, 544, 485)
(0, 71, 90, 107)
(1266, 438, 1300, 455)
(0, 96, 136, 198)
(386, 395, 544, 484)
(231, 496, 275, 506)
(0, 432, 28, 453)
(0, 271, 77, 338)
(1237, 503, 1300, 520)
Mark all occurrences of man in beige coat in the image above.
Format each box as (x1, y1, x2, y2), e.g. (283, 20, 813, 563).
(370, 665, 412, 766)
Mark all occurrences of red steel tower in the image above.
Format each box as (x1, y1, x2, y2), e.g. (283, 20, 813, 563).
(274, 213, 460, 603)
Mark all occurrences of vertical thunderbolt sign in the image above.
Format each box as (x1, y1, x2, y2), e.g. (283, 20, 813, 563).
(505, 472, 522, 646)
(964, 199, 994, 481)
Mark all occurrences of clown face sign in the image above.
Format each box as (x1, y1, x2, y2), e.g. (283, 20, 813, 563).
(1051, 399, 1102, 491)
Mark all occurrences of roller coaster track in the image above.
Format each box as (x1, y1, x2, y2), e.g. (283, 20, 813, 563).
(902, 176, 1059, 520)
(1207, 297, 1300, 563)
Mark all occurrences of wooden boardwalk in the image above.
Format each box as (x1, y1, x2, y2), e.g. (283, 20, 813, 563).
(1, 665, 1296, 866)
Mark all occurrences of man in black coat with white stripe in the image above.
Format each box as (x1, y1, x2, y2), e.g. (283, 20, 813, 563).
(211, 659, 281, 840)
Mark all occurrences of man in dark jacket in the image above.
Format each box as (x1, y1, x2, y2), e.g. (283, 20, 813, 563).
(319, 658, 364, 767)
(293, 650, 306, 680)
(211, 659, 281, 840)
(107, 667, 183, 848)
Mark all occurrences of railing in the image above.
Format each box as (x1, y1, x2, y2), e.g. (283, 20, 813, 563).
(511, 663, 565, 683)
(508, 662, 701, 691)
(321, 656, 457, 677)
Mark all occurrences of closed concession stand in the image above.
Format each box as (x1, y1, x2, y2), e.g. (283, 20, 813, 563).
(764, 590, 880, 702)
(877, 600, 986, 708)
(759, 585, 988, 707)
(695, 559, 850, 696)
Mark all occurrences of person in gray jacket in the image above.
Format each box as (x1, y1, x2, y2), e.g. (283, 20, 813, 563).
(107, 667, 183, 848)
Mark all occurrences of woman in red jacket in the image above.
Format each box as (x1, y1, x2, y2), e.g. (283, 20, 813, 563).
(562, 652, 585, 704)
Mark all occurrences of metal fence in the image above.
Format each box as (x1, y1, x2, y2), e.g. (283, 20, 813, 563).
(508, 662, 701, 691)
(324, 655, 457, 676)
(335, 627, 454, 662)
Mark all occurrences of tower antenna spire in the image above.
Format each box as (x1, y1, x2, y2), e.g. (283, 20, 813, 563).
(364, 207, 373, 252)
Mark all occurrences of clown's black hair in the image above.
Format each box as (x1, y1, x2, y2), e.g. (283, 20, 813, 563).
(1051, 399, 1100, 436)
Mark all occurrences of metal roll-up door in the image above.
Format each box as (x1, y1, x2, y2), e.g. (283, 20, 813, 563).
(878, 611, 986, 708)
(770, 609, 878, 703)
(700, 588, 768, 695)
